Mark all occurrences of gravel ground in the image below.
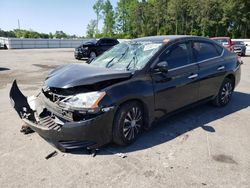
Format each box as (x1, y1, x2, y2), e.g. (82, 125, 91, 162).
(0, 49, 250, 188)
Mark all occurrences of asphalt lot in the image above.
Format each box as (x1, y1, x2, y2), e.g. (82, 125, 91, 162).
(0, 49, 250, 188)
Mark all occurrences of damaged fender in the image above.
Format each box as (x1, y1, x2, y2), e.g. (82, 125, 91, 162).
(9, 80, 115, 152)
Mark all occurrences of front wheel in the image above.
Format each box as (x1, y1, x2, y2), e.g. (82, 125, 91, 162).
(212, 78, 234, 107)
(112, 102, 144, 146)
(89, 51, 96, 59)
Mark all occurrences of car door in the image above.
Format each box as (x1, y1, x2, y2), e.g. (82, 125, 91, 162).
(97, 39, 110, 55)
(151, 41, 199, 119)
(192, 40, 227, 100)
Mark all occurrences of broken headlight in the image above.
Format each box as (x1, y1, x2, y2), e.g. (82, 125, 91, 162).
(59, 91, 106, 111)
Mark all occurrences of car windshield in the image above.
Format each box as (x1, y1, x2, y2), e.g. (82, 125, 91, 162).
(234, 41, 244, 45)
(213, 39, 228, 45)
(90, 41, 163, 71)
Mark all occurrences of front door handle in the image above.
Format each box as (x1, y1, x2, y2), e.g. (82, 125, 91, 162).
(188, 74, 198, 79)
(217, 66, 225, 71)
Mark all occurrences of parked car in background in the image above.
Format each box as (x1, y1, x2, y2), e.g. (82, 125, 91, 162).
(0, 43, 7, 49)
(74, 38, 119, 60)
(211, 37, 234, 52)
(10, 35, 241, 152)
(232, 41, 247, 56)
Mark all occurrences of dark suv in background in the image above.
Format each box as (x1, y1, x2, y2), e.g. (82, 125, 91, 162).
(74, 38, 119, 60)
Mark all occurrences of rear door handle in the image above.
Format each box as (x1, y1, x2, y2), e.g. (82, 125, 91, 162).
(217, 66, 225, 71)
(188, 74, 198, 79)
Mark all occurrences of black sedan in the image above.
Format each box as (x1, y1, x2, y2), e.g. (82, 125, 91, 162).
(10, 35, 241, 152)
(74, 38, 119, 60)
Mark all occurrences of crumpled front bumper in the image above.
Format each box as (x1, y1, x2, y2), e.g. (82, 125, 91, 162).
(9, 80, 114, 152)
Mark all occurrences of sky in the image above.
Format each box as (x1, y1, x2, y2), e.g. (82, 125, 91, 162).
(0, 0, 118, 36)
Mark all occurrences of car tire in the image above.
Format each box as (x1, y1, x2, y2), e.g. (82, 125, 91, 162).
(90, 51, 96, 59)
(212, 78, 234, 107)
(112, 101, 144, 146)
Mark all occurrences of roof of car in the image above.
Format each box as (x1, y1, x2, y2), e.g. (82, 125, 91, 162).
(99, 38, 118, 40)
(210, 37, 230, 39)
(132, 35, 206, 43)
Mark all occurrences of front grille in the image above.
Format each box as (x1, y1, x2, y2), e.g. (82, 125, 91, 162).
(40, 91, 73, 121)
(42, 89, 66, 103)
(234, 47, 241, 50)
(38, 116, 62, 131)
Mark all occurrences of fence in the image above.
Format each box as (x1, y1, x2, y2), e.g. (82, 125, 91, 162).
(0, 37, 249, 51)
(0, 37, 97, 49)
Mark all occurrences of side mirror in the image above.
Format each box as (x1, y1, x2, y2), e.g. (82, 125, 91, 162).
(154, 61, 168, 73)
(246, 44, 248, 46)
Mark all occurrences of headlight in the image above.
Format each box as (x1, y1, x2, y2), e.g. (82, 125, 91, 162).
(59, 91, 106, 110)
(82, 47, 88, 50)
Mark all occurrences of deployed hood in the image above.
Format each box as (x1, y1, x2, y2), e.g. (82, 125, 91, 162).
(45, 63, 132, 89)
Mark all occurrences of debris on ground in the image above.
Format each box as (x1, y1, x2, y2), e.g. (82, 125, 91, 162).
(45, 150, 58, 160)
(103, 148, 128, 158)
(20, 124, 34, 134)
(115, 153, 127, 158)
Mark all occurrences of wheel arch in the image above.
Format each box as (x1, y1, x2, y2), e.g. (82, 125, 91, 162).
(115, 98, 150, 130)
(225, 73, 235, 89)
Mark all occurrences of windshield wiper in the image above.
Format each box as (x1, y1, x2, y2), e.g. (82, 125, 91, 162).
(106, 46, 129, 68)
(126, 52, 138, 71)
(105, 57, 116, 68)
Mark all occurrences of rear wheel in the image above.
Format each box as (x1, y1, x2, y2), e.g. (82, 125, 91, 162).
(113, 102, 144, 146)
(212, 78, 234, 107)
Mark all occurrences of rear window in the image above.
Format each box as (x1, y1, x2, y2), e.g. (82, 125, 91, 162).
(234, 41, 244, 45)
(213, 39, 229, 45)
(192, 41, 220, 62)
(214, 43, 224, 54)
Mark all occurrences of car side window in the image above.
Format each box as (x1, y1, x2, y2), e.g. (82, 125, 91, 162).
(98, 39, 106, 45)
(106, 39, 117, 45)
(192, 41, 220, 62)
(159, 42, 191, 70)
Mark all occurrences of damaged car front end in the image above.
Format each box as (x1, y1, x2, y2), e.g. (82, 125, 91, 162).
(10, 63, 132, 152)
(9, 40, 164, 152)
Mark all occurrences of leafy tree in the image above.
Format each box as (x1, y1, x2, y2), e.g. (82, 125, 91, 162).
(102, 0, 115, 36)
(86, 19, 97, 38)
(93, 0, 104, 35)
(54, 31, 68, 39)
(0, 28, 16, 37)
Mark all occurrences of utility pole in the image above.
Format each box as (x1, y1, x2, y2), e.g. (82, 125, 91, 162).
(18, 19, 20, 29)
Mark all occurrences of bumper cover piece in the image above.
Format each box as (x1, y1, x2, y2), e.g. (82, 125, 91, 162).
(9, 80, 114, 152)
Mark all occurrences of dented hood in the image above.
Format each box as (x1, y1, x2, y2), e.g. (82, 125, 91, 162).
(45, 63, 132, 89)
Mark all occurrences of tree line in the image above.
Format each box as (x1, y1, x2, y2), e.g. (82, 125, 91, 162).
(87, 0, 250, 39)
(0, 29, 79, 39)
